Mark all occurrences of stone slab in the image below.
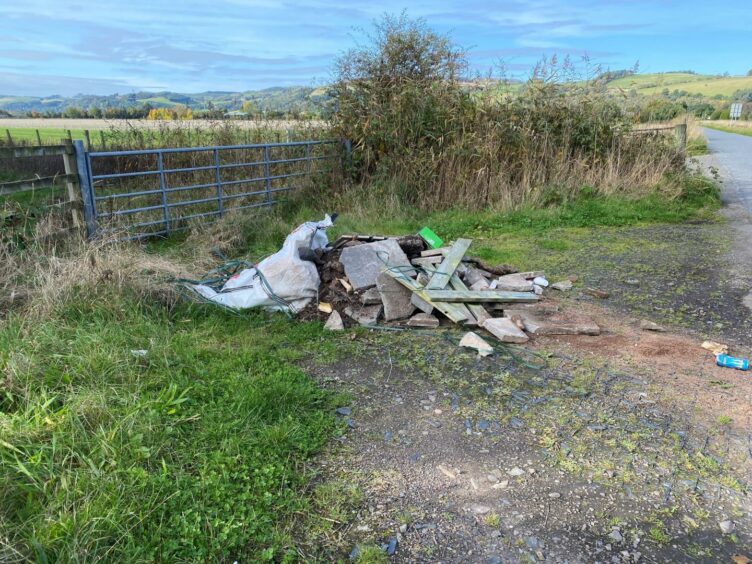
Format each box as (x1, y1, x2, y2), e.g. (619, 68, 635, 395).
(406, 313, 440, 328)
(376, 271, 416, 321)
(496, 273, 534, 292)
(323, 310, 344, 331)
(459, 331, 494, 356)
(360, 287, 383, 305)
(482, 317, 530, 343)
(344, 305, 382, 326)
(340, 239, 414, 291)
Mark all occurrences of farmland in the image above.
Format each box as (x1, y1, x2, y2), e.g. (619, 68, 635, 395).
(606, 72, 752, 97)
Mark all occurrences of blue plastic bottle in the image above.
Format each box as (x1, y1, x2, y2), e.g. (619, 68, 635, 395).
(716, 354, 749, 371)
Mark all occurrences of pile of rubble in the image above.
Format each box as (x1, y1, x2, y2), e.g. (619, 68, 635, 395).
(305, 232, 601, 348)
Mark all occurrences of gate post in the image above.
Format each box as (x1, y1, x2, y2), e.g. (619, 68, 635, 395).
(674, 123, 687, 152)
(63, 139, 83, 230)
(72, 140, 98, 237)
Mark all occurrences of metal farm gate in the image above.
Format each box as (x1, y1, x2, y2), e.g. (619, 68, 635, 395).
(73, 139, 341, 239)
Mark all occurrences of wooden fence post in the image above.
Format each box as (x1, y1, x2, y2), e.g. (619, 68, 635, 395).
(674, 123, 687, 152)
(62, 138, 83, 229)
(84, 130, 91, 151)
(99, 130, 106, 150)
(5, 129, 13, 146)
(35, 129, 42, 145)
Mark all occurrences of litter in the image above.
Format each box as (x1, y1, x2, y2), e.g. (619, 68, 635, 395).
(701, 340, 729, 356)
(716, 354, 749, 371)
(187, 221, 601, 348)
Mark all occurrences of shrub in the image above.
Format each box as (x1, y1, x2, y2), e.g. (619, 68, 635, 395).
(331, 15, 685, 211)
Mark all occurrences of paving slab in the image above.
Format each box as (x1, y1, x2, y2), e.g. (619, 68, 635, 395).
(482, 317, 530, 343)
(344, 305, 382, 326)
(376, 271, 416, 321)
(406, 313, 440, 327)
(496, 273, 534, 292)
(340, 239, 414, 290)
(323, 310, 344, 331)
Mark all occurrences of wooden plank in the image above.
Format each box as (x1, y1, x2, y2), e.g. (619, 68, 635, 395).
(424, 290, 539, 303)
(0, 145, 67, 158)
(61, 139, 82, 228)
(425, 238, 472, 290)
(382, 268, 468, 323)
(411, 256, 443, 267)
(0, 174, 75, 196)
(450, 274, 489, 325)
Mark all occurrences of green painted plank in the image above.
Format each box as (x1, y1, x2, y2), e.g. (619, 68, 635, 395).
(449, 273, 489, 325)
(424, 290, 539, 303)
(425, 238, 472, 290)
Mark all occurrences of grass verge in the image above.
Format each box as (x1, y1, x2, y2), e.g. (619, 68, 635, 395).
(702, 123, 752, 138)
(0, 295, 346, 561)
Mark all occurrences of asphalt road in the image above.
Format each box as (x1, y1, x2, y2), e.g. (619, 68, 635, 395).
(702, 127, 752, 215)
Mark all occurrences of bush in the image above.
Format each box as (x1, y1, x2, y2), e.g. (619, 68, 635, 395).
(331, 15, 685, 211)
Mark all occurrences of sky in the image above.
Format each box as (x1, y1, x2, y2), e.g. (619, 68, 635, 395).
(1, 0, 751, 97)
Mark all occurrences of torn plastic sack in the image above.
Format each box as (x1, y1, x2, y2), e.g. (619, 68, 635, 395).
(188, 215, 333, 313)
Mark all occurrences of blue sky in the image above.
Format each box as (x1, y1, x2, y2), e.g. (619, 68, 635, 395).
(1, 0, 750, 96)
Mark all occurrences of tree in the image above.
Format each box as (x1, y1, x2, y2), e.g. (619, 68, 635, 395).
(747, 69, 752, 76)
(241, 100, 257, 115)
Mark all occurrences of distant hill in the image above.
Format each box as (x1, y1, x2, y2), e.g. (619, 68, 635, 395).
(0, 87, 333, 116)
(602, 72, 752, 98)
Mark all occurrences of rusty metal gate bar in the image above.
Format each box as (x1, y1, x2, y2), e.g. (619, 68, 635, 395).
(81, 139, 340, 240)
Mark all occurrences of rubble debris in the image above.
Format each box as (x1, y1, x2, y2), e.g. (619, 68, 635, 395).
(340, 239, 414, 290)
(407, 313, 440, 328)
(639, 319, 666, 332)
(551, 280, 573, 291)
(411, 293, 434, 315)
(324, 310, 344, 331)
(344, 305, 382, 326)
(533, 276, 549, 287)
(584, 287, 610, 299)
(360, 287, 382, 305)
(496, 273, 534, 292)
(459, 331, 494, 356)
(318, 302, 333, 314)
(504, 306, 600, 336)
(482, 317, 530, 344)
(376, 271, 416, 321)
(338, 278, 353, 293)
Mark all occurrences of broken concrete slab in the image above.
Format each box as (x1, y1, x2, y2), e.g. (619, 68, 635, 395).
(406, 313, 440, 328)
(469, 280, 490, 291)
(324, 310, 344, 331)
(360, 287, 382, 305)
(551, 280, 573, 291)
(344, 305, 382, 326)
(495, 273, 534, 292)
(464, 266, 490, 288)
(376, 271, 416, 321)
(340, 239, 414, 290)
(459, 331, 494, 356)
(482, 317, 530, 343)
(504, 307, 600, 336)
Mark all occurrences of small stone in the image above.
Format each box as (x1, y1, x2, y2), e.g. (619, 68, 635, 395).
(640, 319, 666, 332)
(469, 503, 491, 514)
(719, 520, 735, 534)
(344, 305, 381, 326)
(399, 524, 407, 533)
(507, 467, 525, 477)
(459, 331, 494, 356)
(548, 492, 561, 499)
(551, 280, 573, 291)
(477, 420, 491, 431)
(625, 278, 640, 286)
(336, 407, 352, 416)
(406, 313, 440, 328)
(609, 528, 623, 543)
(360, 287, 382, 305)
(324, 310, 344, 331)
(482, 318, 529, 344)
(492, 480, 509, 489)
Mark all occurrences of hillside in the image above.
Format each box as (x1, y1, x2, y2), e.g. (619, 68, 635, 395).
(0, 87, 332, 116)
(605, 72, 752, 97)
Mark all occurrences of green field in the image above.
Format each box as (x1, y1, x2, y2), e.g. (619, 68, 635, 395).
(607, 72, 752, 97)
(3, 127, 92, 144)
(703, 123, 752, 137)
